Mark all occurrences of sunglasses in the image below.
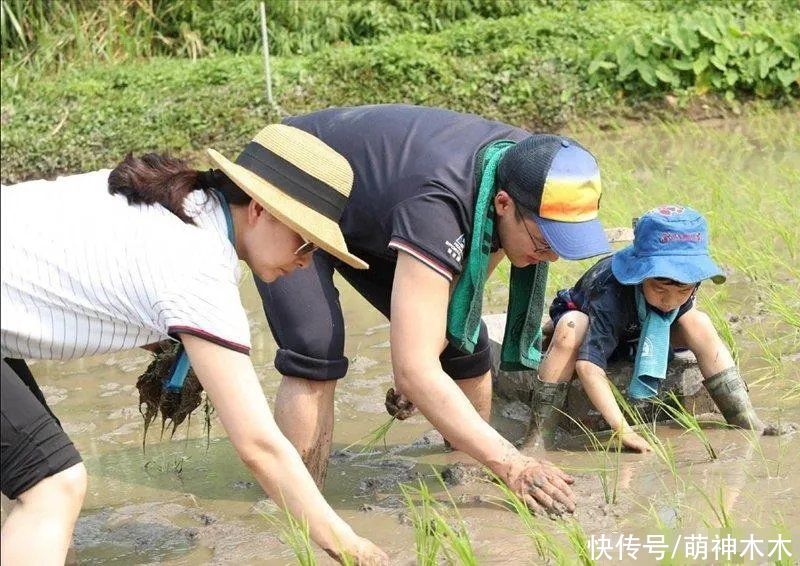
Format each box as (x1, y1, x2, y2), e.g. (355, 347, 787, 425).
(294, 238, 318, 257)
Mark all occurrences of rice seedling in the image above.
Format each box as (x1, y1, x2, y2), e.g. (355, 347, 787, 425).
(556, 409, 622, 504)
(609, 385, 682, 483)
(768, 513, 795, 566)
(400, 474, 480, 565)
(342, 416, 396, 456)
(259, 498, 317, 566)
(650, 392, 718, 460)
(143, 448, 190, 476)
(696, 485, 735, 530)
(488, 474, 563, 562)
(557, 519, 595, 566)
(698, 291, 738, 362)
(399, 481, 443, 565)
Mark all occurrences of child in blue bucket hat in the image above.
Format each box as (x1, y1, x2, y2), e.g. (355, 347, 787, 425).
(523, 205, 769, 453)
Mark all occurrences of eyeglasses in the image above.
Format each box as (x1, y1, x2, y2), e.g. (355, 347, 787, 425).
(521, 217, 553, 255)
(294, 239, 318, 257)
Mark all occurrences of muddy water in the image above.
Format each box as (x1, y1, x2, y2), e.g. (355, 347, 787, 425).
(3, 114, 799, 564)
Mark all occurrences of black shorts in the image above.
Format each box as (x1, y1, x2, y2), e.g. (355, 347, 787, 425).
(256, 250, 492, 381)
(1, 358, 82, 499)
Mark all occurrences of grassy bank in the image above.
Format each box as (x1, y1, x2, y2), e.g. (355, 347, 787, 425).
(1, 1, 798, 182)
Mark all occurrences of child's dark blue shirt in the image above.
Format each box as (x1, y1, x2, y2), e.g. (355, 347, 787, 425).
(549, 256, 695, 369)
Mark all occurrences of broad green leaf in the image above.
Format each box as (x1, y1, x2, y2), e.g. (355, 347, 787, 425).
(655, 64, 679, 87)
(588, 59, 615, 74)
(776, 67, 799, 87)
(632, 35, 649, 57)
(697, 16, 721, 43)
(637, 62, 657, 86)
(693, 51, 710, 74)
(672, 58, 694, 71)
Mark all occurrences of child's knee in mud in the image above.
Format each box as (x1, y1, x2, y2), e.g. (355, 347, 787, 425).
(550, 311, 589, 354)
(674, 308, 719, 350)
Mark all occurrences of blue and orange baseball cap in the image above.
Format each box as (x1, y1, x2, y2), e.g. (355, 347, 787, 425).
(497, 134, 611, 260)
(611, 205, 725, 285)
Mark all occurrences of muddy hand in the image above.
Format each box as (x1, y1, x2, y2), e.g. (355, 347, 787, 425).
(506, 455, 576, 515)
(620, 430, 652, 453)
(329, 536, 389, 566)
(385, 387, 416, 420)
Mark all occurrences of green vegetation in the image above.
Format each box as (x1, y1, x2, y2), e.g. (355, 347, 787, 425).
(652, 393, 718, 460)
(0, 0, 573, 73)
(260, 498, 317, 565)
(589, 8, 799, 100)
(2, 1, 798, 182)
(342, 416, 396, 456)
(400, 477, 478, 565)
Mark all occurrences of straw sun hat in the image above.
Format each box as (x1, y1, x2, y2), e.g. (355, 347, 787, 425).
(207, 124, 368, 269)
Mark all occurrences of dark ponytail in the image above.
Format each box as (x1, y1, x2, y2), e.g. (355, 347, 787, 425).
(108, 153, 250, 224)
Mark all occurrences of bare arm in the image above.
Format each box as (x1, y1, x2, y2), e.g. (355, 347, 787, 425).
(179, 333, 387, 564)
(390, 252, 575, 512)
(574, 360, 651, 453)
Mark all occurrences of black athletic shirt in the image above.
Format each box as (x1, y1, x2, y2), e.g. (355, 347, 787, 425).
(284, 104, 529, 281)
(549, 256, 696, 369)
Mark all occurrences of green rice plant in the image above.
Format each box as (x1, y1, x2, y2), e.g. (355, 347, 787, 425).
(260, 498, 317, 566)
(736, 425, 776, 479)
(766, 283, 800, 329)
(602, 431, 623, 504)
(744, 326, 785, 384)
(651, 392, 718, 460)
(781, 379, 800, 402)
(143, 448, 189, 476)
(698, 291, 738, 361)
(696, 485, 735, 530)
(557, 519, 595, 566)
(399, 481, 442, 565)
(488, 473, 564, 562)
(431, 473, 478, 566)
(400, 475, 480, 565)
(768, 512, 795, 566)
(610, 385, 682, 483)
(342, 416, 396, 456)
(556, 408, 623, 504)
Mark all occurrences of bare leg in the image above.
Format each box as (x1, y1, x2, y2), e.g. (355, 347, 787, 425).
(456, 370, 492, 422)
(674, 308, 765, 431)
(523, 312, 588, 450)
(1, 462, 87, 564)
(273, 376, 337, 487)
(538, 311, 589, 384)
(672, 308, 734, 377)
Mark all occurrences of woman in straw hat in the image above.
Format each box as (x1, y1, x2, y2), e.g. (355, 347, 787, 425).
(0, 125, 386, 564)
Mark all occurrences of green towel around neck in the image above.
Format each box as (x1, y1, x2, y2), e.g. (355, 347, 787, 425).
(628, 286, 678, 399)
(446, 140, 549, 372)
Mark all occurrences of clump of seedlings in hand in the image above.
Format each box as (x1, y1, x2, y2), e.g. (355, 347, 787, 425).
(136, 340, 212, 449)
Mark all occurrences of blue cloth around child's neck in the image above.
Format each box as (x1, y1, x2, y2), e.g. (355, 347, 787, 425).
(628, 286, 679, 400)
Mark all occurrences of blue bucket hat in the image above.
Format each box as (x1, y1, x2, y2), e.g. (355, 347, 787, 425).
(611, 205, 726, 285)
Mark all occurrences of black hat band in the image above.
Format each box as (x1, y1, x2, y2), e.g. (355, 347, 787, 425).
(236, 141, 348, 222)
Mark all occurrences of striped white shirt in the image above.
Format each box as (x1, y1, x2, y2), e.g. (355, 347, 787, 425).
(1, 170, 251, 360)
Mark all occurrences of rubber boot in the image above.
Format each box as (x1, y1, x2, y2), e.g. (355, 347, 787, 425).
(521, 378, 570, 450)
(703, 367, 765, 432)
